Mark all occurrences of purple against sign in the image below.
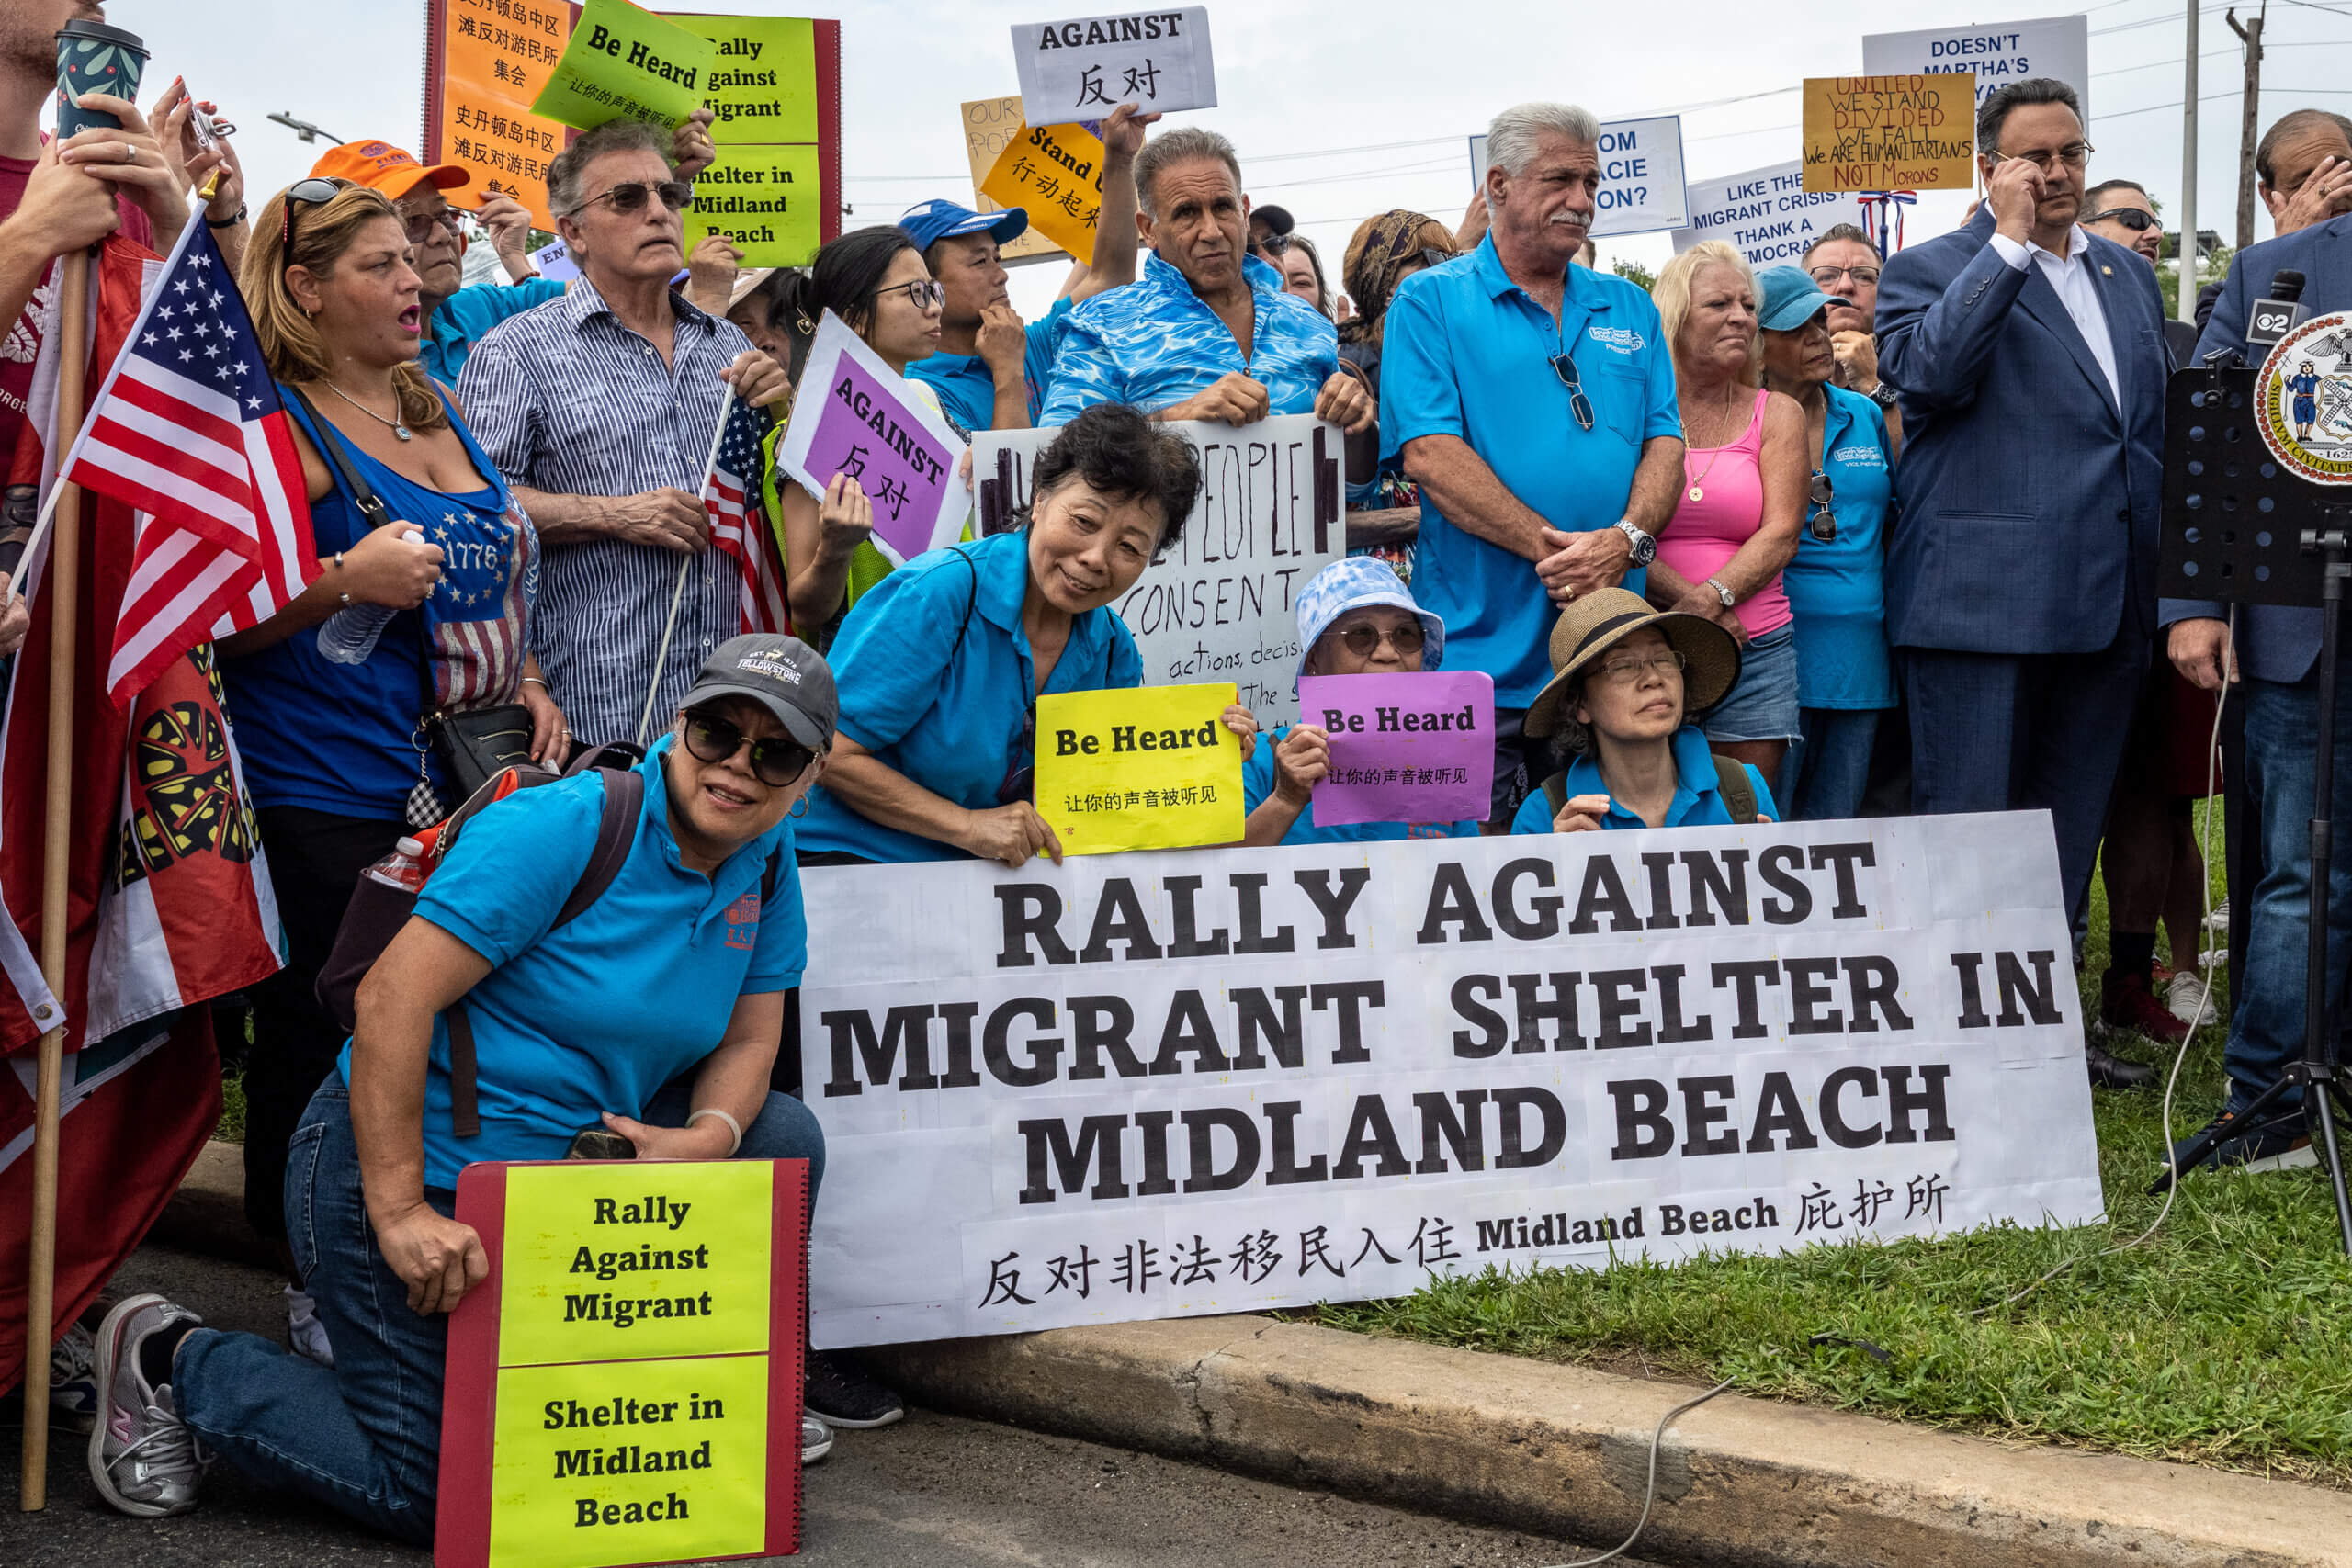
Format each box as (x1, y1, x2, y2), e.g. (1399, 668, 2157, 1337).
(1297, 671, 1494, 827)
(800, 352, 959, 562)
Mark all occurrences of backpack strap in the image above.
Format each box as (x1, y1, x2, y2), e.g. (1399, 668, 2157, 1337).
(446, 1003, 482, 1139)
(1541, 770, 1569, 819)
(1711, 753, 1759, 825)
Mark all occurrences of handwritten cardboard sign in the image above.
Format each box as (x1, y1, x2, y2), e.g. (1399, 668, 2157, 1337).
(1296, 671, 1494, 827)
(980, 118, 1111, 265)
(1468, 116, 1690, 238)
(1801, 74, 1974, 194)
(424, 0, 573, 228)
(1671, 161, 1872, 269)
(964, 96, 1069, 265)
(775, 311, 969, 565)
(1863, 14, 2089, 128)
(1036, 682, 1244, 852)
(434, 1158, 809, 1568)
(1012, 7, 1216, 123)
(532, 0, 718, 131)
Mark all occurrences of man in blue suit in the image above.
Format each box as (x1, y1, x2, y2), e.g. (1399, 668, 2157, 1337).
(2164, 202, 2352, 1167)
(1877, 78, 2172, 1089)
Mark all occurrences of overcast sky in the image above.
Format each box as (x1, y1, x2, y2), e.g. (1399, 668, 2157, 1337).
(119, 0, 2352, 315)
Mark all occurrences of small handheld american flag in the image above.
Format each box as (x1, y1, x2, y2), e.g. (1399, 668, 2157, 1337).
(704, 394, 789, 635)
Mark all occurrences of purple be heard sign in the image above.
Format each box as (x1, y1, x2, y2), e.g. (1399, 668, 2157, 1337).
(1297, 671, 1494, 827)
(775, 310, 969, 564)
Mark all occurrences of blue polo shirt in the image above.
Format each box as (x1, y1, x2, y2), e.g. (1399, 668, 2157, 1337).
(1382, 237, 1679, 707)
(1242, 724, 1481, 845)
(1509, 725, 1777, 834)
(1038, 252, 1337, 424)
(1782, 386, 1897, 710)
(907, 297, 1077, 432)
(425, 277, 567, 387)
(336, 738, 804, 1190)
(797, 527, 1145, 862)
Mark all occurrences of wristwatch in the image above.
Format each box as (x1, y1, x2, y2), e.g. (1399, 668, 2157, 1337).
(1612, 518, 1657, 566)
(1704, 576, 1736, 609)
(1867, 380, 1900, 411)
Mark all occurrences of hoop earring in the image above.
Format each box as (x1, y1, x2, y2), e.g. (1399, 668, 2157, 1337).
(790, 795, 810, 818)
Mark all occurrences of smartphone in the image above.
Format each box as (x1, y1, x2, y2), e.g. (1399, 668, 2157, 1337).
(564, 1127, 637, 1160)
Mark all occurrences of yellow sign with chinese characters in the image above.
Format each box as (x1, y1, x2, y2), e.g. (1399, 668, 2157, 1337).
(980, 118, 1110, 266)
(1035, 682, 1243, 854)
(964, 96, 1068, 265)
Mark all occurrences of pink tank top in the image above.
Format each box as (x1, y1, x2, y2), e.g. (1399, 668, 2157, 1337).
(1654, 389, 1791, 637)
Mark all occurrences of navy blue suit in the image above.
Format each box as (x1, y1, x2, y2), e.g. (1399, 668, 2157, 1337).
(1876, 209, 2172, 923)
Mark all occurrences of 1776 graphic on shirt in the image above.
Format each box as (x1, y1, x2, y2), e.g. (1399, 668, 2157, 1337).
(775, 310, 970, 565)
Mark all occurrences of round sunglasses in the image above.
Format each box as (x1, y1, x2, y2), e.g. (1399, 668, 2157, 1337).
(682, 710, 815, 787)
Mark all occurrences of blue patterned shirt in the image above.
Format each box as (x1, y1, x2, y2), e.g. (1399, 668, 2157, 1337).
(1038, 251, 1337, 424)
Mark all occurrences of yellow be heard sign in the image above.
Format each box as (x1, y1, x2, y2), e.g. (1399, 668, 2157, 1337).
(1035, 682, 1244, 853)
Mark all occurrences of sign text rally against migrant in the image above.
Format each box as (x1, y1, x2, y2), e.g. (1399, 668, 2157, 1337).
(798, 814, 2103, 1348)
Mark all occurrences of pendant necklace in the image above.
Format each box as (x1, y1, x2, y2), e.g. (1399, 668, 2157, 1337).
(1681, 388, 1740, 502)
(322, 378, 413, 442)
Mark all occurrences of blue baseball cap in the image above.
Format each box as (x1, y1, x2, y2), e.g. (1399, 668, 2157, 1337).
(899, 198, 1028, 254)
(1757, 265, 1837, 333)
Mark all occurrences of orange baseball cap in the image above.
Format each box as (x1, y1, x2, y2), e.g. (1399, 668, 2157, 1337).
(310, 140, 471, 201)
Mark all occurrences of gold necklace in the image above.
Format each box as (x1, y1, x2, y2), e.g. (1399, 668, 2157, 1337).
(1681, 387, 1743, 502)
(322, 378, 413, 443)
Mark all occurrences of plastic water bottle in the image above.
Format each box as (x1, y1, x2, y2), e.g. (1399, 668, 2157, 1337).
(316, 525, 430, 666)
(364, 834, 433, 895)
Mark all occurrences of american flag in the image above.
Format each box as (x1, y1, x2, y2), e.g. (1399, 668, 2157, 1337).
(704, 394, 789, 635)
(69, 212, 314, 703)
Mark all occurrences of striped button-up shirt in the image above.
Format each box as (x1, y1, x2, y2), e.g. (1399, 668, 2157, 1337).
(458, 278, 752, 746)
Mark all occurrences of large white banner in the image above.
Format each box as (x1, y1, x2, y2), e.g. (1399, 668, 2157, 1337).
(966, 412, 1343, 725)
(1469, 117, 1690, 238)
(1672, 161, 1874, 269)
(1863, 15, 2091, 129)
(799, 814, 2105, 1348)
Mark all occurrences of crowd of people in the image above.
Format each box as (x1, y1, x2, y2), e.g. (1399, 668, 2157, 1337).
(5, 8, 2350, 1544)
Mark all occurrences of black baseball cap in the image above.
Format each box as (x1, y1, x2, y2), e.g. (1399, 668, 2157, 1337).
(1251, 203, 1295, 238)
(681, 635, 837, 752)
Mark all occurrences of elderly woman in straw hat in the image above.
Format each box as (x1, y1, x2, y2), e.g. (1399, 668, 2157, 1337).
(1510, 587, 1778, 834)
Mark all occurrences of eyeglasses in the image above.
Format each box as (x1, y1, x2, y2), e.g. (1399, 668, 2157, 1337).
(1807, 264, 1880, 288)
(1550, 353, 1596, 433)
(1592, 649, 1687, 686)
(562, 179, 694, 219)
(281, 175, 348, 250)
(1335, 621, 1427, 659)
(400, 206, 468, 245)
(1989, 141, 2094, 172)
(1807, 470, 1838, 544)
(877, 278, 947, 310)
(1255, 233, 1292, 257)
(2081, 206, 2159, 232)
(682, 710, 815, 787)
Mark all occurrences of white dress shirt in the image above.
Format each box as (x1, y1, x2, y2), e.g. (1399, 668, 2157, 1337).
(1989, 226, 2120, 408)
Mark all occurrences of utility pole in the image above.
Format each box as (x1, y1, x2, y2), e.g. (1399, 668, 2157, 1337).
(2178, 0, 2201, 323)
(2229, 2, 2267, 250)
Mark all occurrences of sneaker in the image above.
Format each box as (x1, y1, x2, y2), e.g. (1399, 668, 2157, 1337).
(800, 1416, 833, 1465)
(2204, 944, 2230, 970)
(2205, 898, 2231, 932)
(88, 1293, 209, 1518)
(50, 1321, 97, 1432)
(2167, 969, 2217, 1031)
(804, 1348, 904, 1429)
(2155, 1106, 2309, 1190)
(285, 1284, 333, 1368)
(2099, 968, 2191, 1046)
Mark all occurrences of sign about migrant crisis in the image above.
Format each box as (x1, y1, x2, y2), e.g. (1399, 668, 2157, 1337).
(797, 812, 2105, 1348)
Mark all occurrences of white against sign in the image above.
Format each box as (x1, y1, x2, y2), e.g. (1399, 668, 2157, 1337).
(964, 413, 1342, 723)
(800, 814, 2106, 1348)
(1012, 8, 1216, 124)
(1469, 117, 1690, 238)
(1863, 15, 2091, 128)
(1673, 162, 1874, 269)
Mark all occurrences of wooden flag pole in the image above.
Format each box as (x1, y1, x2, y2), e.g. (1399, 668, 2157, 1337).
(18, 248, 96, 1512)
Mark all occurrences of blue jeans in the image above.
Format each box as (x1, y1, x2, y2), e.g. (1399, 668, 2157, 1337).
(1782, 707, 1882, 822)
(2225, 664, 2352, 1110)
(175, 1075, 824, 1546)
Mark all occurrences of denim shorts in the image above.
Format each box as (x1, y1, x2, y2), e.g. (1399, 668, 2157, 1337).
(1699, 623, 1801, 745)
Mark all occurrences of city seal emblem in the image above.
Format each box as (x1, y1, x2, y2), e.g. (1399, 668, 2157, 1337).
(2256, 309, 2352, 486)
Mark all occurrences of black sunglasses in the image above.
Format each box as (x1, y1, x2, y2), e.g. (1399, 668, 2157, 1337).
(2082, 206, 2159, 232)
(1255, 232, 1292, 257)
(1337, 621, 1426, 658)
(565, 179, 694, 219)
(282, 175, 349, 250)
(1808, 470, 1838, 543)
(683, 710, 815, 787)
(1550, 353, 1596, 433)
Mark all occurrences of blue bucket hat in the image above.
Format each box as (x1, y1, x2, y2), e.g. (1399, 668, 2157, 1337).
(899, 198, 1028, 254)
(1294, 558, 1445, 677)
(1756, 265, 1837, 332)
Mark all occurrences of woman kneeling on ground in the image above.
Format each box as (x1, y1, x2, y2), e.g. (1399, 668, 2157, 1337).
(1243, 557, 1480, 845)
(86, 636, 886, 1542)
(1511, 587, 1779, 833)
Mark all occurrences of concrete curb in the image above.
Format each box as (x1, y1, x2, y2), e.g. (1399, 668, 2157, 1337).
(164, 1145, 2349, 1566)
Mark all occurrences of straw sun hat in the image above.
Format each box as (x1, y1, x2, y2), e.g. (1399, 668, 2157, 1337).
(1522, 587, 1743, 741)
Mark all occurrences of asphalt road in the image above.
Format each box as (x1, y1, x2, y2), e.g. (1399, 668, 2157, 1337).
(3, 1246, 1654, 1568)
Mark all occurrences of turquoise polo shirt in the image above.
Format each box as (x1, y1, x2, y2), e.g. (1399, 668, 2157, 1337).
(1509, 725, 1777, 834)
(797, 527, 1145, 862)
(336, 738, 804, 1190)
(1242, 724, 1481, 845)
(425, 277, 568, 387)
(1782, 385, 1897, 710)
(906, 297, 1076, 432)
(1381, 237, 1680, 707)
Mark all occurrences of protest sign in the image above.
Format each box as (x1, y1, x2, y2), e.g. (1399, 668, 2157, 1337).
(1672, 161, 1873, 268)
(435, 1157, 809, 1567)
(669, 13, 819, 142)
(964, 96, 1070, 265)
(798, 813, 2103, 1348)
(969, 413, 1344, 725)
(531, 236, 582, 283)
(1469, 117, 1689, 238)
(1012, 7, 1216, 122)
(423, 0, 574, 227)
(1035, 682, 1246, 852)
(681, 141, 825, 266)
(981, 118, 1112, 265)
(1864, 14, 2090, 128)
(775, 312, 968, 565)
(1296, 671, 1493, 827)
(671, 13, 840, 267)
(532, 0, 717, 131)
(1803, 75, 1975, 194)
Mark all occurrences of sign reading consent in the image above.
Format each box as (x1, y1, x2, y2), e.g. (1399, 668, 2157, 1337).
(967, 414, 1343, 725)
(798, 814, 2103, 1348)
(778, 312, 968, 565)
(1297, 671, 1494, 827)
(1802, 75, 1975, 194)
(1012, 8, 1216, 122)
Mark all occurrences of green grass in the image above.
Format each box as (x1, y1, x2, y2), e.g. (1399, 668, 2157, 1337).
(1320, 802, 2352, 1487)
(216, 1067, 246, 1144)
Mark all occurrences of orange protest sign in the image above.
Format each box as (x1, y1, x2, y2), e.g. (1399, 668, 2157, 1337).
(426, 0, 575, 228)
(980, 118, 1110, 267)
(963, 96, 1068, 265)
(1801, 74, 1974, 194)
